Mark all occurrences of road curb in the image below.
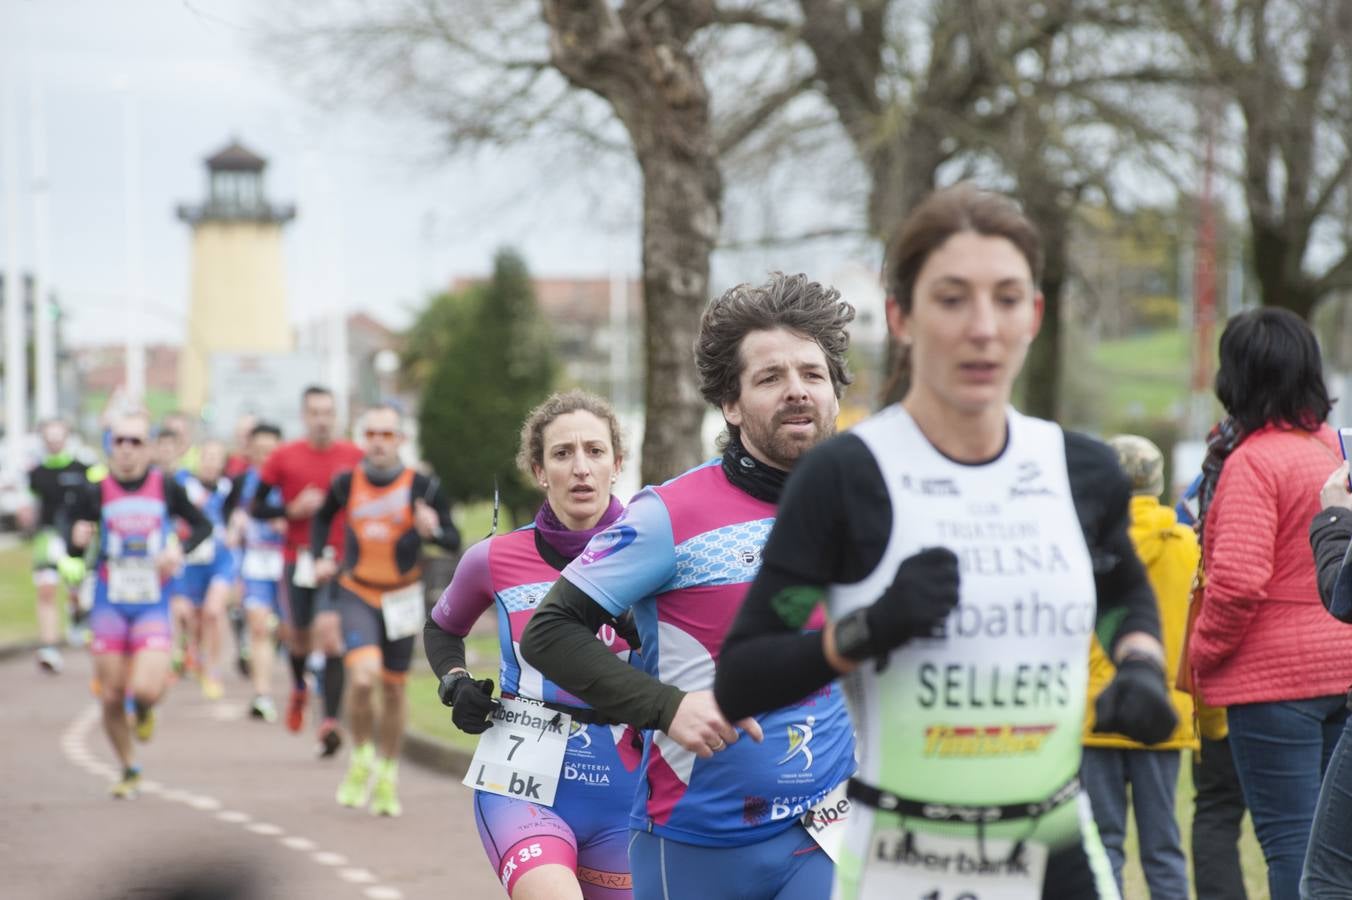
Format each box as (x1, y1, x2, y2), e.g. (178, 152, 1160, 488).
(0, 640, 41, 662)
(402, 728, 473, 778)
(0, 632, 475, 777)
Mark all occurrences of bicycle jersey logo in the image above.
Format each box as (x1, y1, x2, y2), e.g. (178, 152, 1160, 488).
(923, 723, 1055, 758)
(579, 525, 637, 565)
(732, 546, 760, 567)
(778, 716, 815, 772)
(568, 720, 592, 750)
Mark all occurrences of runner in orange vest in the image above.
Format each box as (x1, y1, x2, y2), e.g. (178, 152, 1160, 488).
(312, 403, 459, 817)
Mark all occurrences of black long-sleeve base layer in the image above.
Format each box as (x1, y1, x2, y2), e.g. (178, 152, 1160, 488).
(521, 578, 684, 732)
(715, 428, 1162, 721)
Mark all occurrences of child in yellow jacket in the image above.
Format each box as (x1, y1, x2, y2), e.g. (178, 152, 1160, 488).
(1082, 435, 1200, 900)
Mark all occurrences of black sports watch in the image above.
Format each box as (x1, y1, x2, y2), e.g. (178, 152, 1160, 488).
(833, 608, 876, 662)
(438, 670, 471, 706)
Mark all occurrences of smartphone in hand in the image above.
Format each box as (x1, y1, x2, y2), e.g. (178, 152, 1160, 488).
(1339, 428, 1352, 490)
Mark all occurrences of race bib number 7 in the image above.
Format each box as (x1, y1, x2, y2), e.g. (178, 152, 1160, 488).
(463, 697, 570, 807)
(859, 831, 1047, 900)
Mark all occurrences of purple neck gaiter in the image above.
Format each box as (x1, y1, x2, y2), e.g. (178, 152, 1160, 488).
(534, 496, 624, 562)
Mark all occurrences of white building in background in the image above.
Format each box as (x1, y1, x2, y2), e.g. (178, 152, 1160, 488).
(830, 261, 888, 352)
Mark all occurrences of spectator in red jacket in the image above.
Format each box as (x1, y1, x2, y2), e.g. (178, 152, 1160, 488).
(1187, 307, 1352, 900)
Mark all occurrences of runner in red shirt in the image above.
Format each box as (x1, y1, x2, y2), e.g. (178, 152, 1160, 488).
(251, 386, 363, 757)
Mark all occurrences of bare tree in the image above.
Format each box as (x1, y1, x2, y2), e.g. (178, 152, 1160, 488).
(730, 0, 1178, 416)
(265, 1, 809, 484)
(1157, 0, 1352, 319)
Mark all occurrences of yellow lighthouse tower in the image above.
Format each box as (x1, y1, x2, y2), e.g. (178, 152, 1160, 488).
(176, 139, 296, 414)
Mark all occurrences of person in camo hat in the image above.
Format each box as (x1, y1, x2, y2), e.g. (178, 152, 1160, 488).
(1080, 435, 1200, 900)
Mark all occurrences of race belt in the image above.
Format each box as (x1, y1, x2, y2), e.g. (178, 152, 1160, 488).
(847, 773, 1080, 824)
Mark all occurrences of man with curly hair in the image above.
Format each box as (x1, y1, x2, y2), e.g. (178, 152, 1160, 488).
(522, 272, 858, 898)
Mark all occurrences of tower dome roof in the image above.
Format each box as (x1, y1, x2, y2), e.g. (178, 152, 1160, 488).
(206, 140, 267, 172)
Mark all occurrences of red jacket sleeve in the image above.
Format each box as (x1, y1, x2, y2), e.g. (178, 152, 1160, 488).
(1192, 448, 1275, 672)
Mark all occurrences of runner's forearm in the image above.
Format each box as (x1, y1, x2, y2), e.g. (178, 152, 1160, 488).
(521, 579, 684, 730)
(424, 617, 468, 677)
(168, 482, 214, 555)
(716, 563, 839, 720)
(250, 481, 286, 520)
(309, 489, 342, 558)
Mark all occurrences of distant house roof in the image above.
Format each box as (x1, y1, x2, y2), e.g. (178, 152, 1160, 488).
(206, 140, 267, 172)
(449, 276, 642, 325)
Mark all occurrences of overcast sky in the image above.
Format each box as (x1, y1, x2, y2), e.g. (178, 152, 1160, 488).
(2, 0, 666, 347)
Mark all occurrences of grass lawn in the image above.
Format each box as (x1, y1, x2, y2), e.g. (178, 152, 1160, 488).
(1094, 329, 1192, 377)
(1087, 329, 1194, 423)
(0, 539, 40, 643)
(406, 499, 513, 752)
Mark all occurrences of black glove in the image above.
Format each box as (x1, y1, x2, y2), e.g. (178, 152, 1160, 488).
(865, 547, 961, 654)
(1093, 655, 1178, 745)
(439, 672, 497, 735)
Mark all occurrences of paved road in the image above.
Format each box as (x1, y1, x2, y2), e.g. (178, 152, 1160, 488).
(1, 648, 504, 900)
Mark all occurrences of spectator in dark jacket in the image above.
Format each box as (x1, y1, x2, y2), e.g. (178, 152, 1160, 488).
(1302, 461, 1352, 898)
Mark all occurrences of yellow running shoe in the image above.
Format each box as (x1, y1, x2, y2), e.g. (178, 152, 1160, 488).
(336, 743, 375, 808)
(201, 677, 224, 701)
(110, 768, 141, 799)
(369, 759, 401, 818)
(134, 707, 156, 743)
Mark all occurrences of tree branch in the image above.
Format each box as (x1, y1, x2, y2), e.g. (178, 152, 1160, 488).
(710, 5, 798, 30)
(716, 72, 817, 154)
(717, 224, 868, 250)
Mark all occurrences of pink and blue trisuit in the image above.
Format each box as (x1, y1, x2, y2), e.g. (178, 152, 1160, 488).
(168, 469, 235, 606)
(90, 468, 175, 657)
(431, 515, 641, 898)
(560, 460, 857, 900)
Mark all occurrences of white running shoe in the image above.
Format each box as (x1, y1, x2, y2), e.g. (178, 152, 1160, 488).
(36, 646, 64, 674)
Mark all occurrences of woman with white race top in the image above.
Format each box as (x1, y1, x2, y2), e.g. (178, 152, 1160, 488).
(714, 184, 1173, 900)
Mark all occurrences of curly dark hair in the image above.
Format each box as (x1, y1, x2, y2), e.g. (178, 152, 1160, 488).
(515, 389, 626, 480)
(694, 273, 855, 430)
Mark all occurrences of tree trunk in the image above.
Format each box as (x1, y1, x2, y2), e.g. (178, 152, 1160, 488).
(1250, 215, 1321, 320)
(637, 146, 721, 483)
(1022, 224, 1067, 421)
(1019, 183, 1071, 421)
(873, 119, 950, 407)
(543, 2, 720, 485)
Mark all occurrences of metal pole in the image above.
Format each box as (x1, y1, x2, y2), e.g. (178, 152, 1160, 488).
(31, 79, 55, 420)
(121, 88, 146, 404)
(1188, 73, 1220, 441)
(3, 76, 28, 477)
(609, 262, 627, 410)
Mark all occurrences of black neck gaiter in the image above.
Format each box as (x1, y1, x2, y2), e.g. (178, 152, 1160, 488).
(721, 432, 788, 504)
